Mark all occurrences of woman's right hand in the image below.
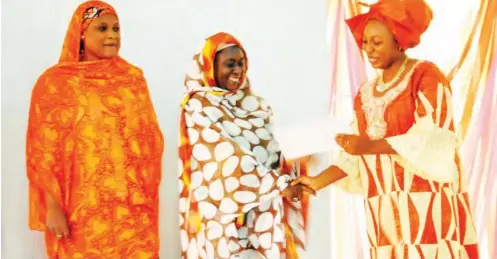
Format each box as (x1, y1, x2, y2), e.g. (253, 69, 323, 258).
(45, 194, 70, 239)
(290, 175, 319, 192)
(282, 184, 316, 202)
(291, 165, 348, 192)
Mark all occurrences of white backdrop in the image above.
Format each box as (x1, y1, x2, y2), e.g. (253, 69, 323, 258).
(1, 0, 337, 258)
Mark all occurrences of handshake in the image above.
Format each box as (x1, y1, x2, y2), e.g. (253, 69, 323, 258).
(282, 175, 318, 202)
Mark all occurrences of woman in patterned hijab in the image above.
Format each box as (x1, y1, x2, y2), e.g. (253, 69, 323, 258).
(178, 32, 311, 258)
(26, 1, 163, 258)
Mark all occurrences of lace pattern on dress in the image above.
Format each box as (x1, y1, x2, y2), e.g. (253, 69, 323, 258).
(360, 61, 423, 140)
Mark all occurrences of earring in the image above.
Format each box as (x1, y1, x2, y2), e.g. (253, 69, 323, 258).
(80, 40, 85, 55)
(81, 35, 85, 40)
(398, 46, 403, 52)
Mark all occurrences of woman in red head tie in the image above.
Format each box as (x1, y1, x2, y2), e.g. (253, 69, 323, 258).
(26, 1, 163, 258)
(293, 0, 480, 258)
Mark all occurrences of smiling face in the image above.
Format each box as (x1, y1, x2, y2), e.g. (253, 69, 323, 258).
(81, 13, 120, 61)
(362, 19, 403, 69)
(214, 46, 246, 91)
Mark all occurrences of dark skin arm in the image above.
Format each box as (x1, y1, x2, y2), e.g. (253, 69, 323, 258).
(335, 134, 396, 155)
(282, 184, 316, 200)
(292, 134, 395, 192)
(291, 165, 347, 192)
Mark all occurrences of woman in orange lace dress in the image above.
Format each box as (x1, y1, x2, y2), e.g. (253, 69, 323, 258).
(293, 0, 479, 258)
(26, 1, 163, 258)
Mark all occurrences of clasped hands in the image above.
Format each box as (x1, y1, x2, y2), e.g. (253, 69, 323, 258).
(284, 134, 374, 200)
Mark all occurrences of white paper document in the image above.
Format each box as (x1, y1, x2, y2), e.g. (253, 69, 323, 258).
(273, 116, 352, 160)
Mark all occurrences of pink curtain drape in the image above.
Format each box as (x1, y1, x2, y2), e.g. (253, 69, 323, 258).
(461, 38, 497, 259)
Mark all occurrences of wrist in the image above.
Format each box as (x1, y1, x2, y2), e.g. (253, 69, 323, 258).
(46, 202, 61, 211)
(317, 165, 347, 190)
(366, 139, 379, 153)
(313, 173, 328, 191)
(44, 193, 61, 210)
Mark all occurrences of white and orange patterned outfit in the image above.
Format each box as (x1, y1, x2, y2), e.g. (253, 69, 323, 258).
(177, 33, 308, 259)
(335, 61, 479, 258)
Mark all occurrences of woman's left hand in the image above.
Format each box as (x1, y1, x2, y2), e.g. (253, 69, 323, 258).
(335, 134, 374, 155)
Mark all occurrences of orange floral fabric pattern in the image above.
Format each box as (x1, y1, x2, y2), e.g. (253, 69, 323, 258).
(26, 1, 164, 259)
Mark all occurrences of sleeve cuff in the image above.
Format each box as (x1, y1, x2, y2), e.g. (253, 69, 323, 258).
(386, 116, 458, 183)
(333, 150, 363, 194)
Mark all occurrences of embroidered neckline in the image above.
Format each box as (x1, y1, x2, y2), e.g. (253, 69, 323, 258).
(360, 61, 424, 140)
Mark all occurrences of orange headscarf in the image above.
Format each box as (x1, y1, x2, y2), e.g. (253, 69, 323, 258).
(183, 32, 248, 89)
(346, 0, 433, 50)
(27, 2, 163, 258)
(60, 0, 117, 63)
(181, 32, 249, 106)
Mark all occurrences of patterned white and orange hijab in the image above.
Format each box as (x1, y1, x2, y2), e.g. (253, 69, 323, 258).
(178, 32, 309, 257)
